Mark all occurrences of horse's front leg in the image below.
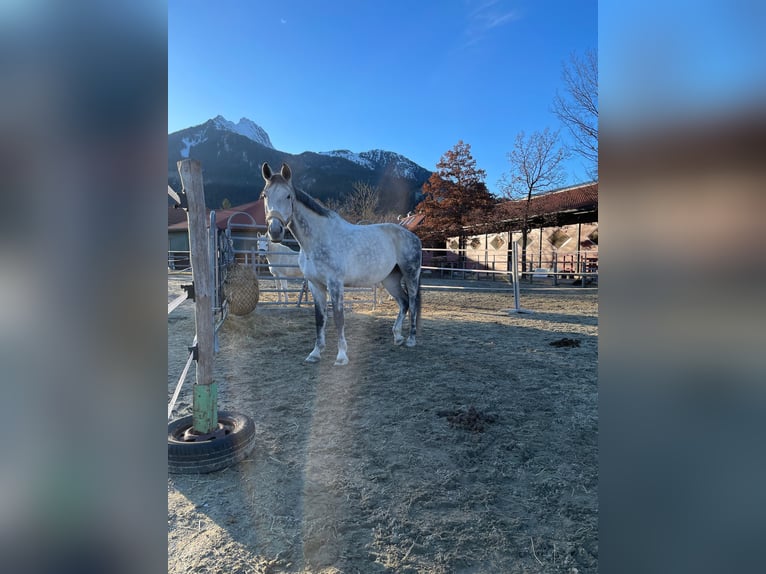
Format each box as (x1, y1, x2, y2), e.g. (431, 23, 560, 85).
(280, 278, 290, 303)
(269, 270, 281, 303)
(306, 281, 327, 363)
(328, 281, 348, 366)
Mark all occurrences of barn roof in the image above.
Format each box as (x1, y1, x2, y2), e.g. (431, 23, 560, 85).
(167, 205, 187, 226)
(495, 181, 598, 223)
(398, 213, 426, 232)
(168, 199, 267, 232)
(406, 181, 598, 236)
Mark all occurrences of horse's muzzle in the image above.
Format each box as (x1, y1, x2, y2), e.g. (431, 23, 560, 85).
(267, 218, 285, 243)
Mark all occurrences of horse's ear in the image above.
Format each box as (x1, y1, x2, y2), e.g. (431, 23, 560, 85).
(262, 162, 272, 181)
(280, 163, 291, 182)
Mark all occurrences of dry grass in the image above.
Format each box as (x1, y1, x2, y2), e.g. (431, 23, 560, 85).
(168, 273, 598, 573)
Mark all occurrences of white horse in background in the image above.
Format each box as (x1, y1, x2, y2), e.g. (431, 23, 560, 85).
(256, 233, 305, 304)
(261, 162, 422, 366)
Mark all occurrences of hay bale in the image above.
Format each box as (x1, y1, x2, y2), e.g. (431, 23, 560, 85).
(223, 263, 259, 316)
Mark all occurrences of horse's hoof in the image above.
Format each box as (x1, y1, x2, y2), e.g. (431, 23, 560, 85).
(394, 336, 405, 346)
(305, 354, 320, 363)
(405, 337, 416, 348)
(334, 357, 349, 366)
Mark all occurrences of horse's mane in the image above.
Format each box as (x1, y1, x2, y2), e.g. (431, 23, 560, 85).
(295, 187, 335, 218)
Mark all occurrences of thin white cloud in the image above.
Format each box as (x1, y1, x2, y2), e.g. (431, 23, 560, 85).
(463, 0, 520, 48)
(469, 0, 500, 18)
(486, 11, 518, 29)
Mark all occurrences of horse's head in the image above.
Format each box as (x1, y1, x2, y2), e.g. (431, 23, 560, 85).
(256, 233, 268, 254)
(261, 162, 294, 243)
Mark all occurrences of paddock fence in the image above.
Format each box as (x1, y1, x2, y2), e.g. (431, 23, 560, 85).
(168, 250, 191, 271)
(421, 246, 598, 286)
(169, 235, 599, 312)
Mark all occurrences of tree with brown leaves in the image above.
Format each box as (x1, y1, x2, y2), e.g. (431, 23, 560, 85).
(416, 141, 495, 248)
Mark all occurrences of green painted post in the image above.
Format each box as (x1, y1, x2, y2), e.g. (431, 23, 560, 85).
(178, 159, 218, 435)
(192, 383, 218, 435)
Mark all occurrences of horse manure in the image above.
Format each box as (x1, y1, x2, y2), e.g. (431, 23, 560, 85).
(549, 337, 580, 348)
(437, 406, 497, 432)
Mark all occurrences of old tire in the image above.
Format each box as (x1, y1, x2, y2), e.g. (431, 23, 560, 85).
(168, 411, 255, 474)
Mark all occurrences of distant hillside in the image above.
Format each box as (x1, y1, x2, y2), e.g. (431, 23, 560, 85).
(168, 115, 431, 213)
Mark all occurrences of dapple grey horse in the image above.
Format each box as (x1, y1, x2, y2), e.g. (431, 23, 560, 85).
(261, 162, 422, 365)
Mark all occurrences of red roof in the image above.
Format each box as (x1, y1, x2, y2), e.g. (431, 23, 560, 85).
(496, 182, 598, 221)
(168, 199, 266, 231)
(398, 213, 426, 231)
(167, 205, 187, 226)
(404, 182, 597, 233)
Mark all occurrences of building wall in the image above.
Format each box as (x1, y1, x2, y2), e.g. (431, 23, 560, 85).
(511, 222, 598, 271)
(168, 231, 190, 269)
(168, 231, 189, 252)
(446, 232, 512, 272)
(447, 221, 598, 274)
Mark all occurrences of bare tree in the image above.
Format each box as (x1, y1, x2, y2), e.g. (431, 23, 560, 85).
(499, 128, 569, 273)
(552, 49, 598, 178)
(326, 181, 398, 223)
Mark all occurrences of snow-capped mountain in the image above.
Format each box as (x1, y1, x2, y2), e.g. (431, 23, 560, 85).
(318, 149, 376, 169)
(176, 115, 273, 159)
(319, 149, 423, 179)
(168, 116, 431, 213)
(209, 115, 274, 148)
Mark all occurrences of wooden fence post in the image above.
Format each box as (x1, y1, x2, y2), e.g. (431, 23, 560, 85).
(177, 159, 217, 434)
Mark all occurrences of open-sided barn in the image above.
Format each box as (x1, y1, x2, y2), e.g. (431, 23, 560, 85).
(402, 181, 598, 278)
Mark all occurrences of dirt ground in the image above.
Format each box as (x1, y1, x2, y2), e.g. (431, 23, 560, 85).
(168, 272, 598, 573)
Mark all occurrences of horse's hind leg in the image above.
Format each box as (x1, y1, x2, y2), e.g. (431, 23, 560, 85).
(328, 280, 348, 366)
(306, 281, 327, 363)
(382, 270, 409, 346)
(402, 269, 420, 347)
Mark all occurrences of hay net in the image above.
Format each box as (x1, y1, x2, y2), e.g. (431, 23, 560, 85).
(217, 228, 259, 316)
(223, 263, 259, 316)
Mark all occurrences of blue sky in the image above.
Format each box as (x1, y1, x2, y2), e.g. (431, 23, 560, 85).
(169, 0, 597, 196)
